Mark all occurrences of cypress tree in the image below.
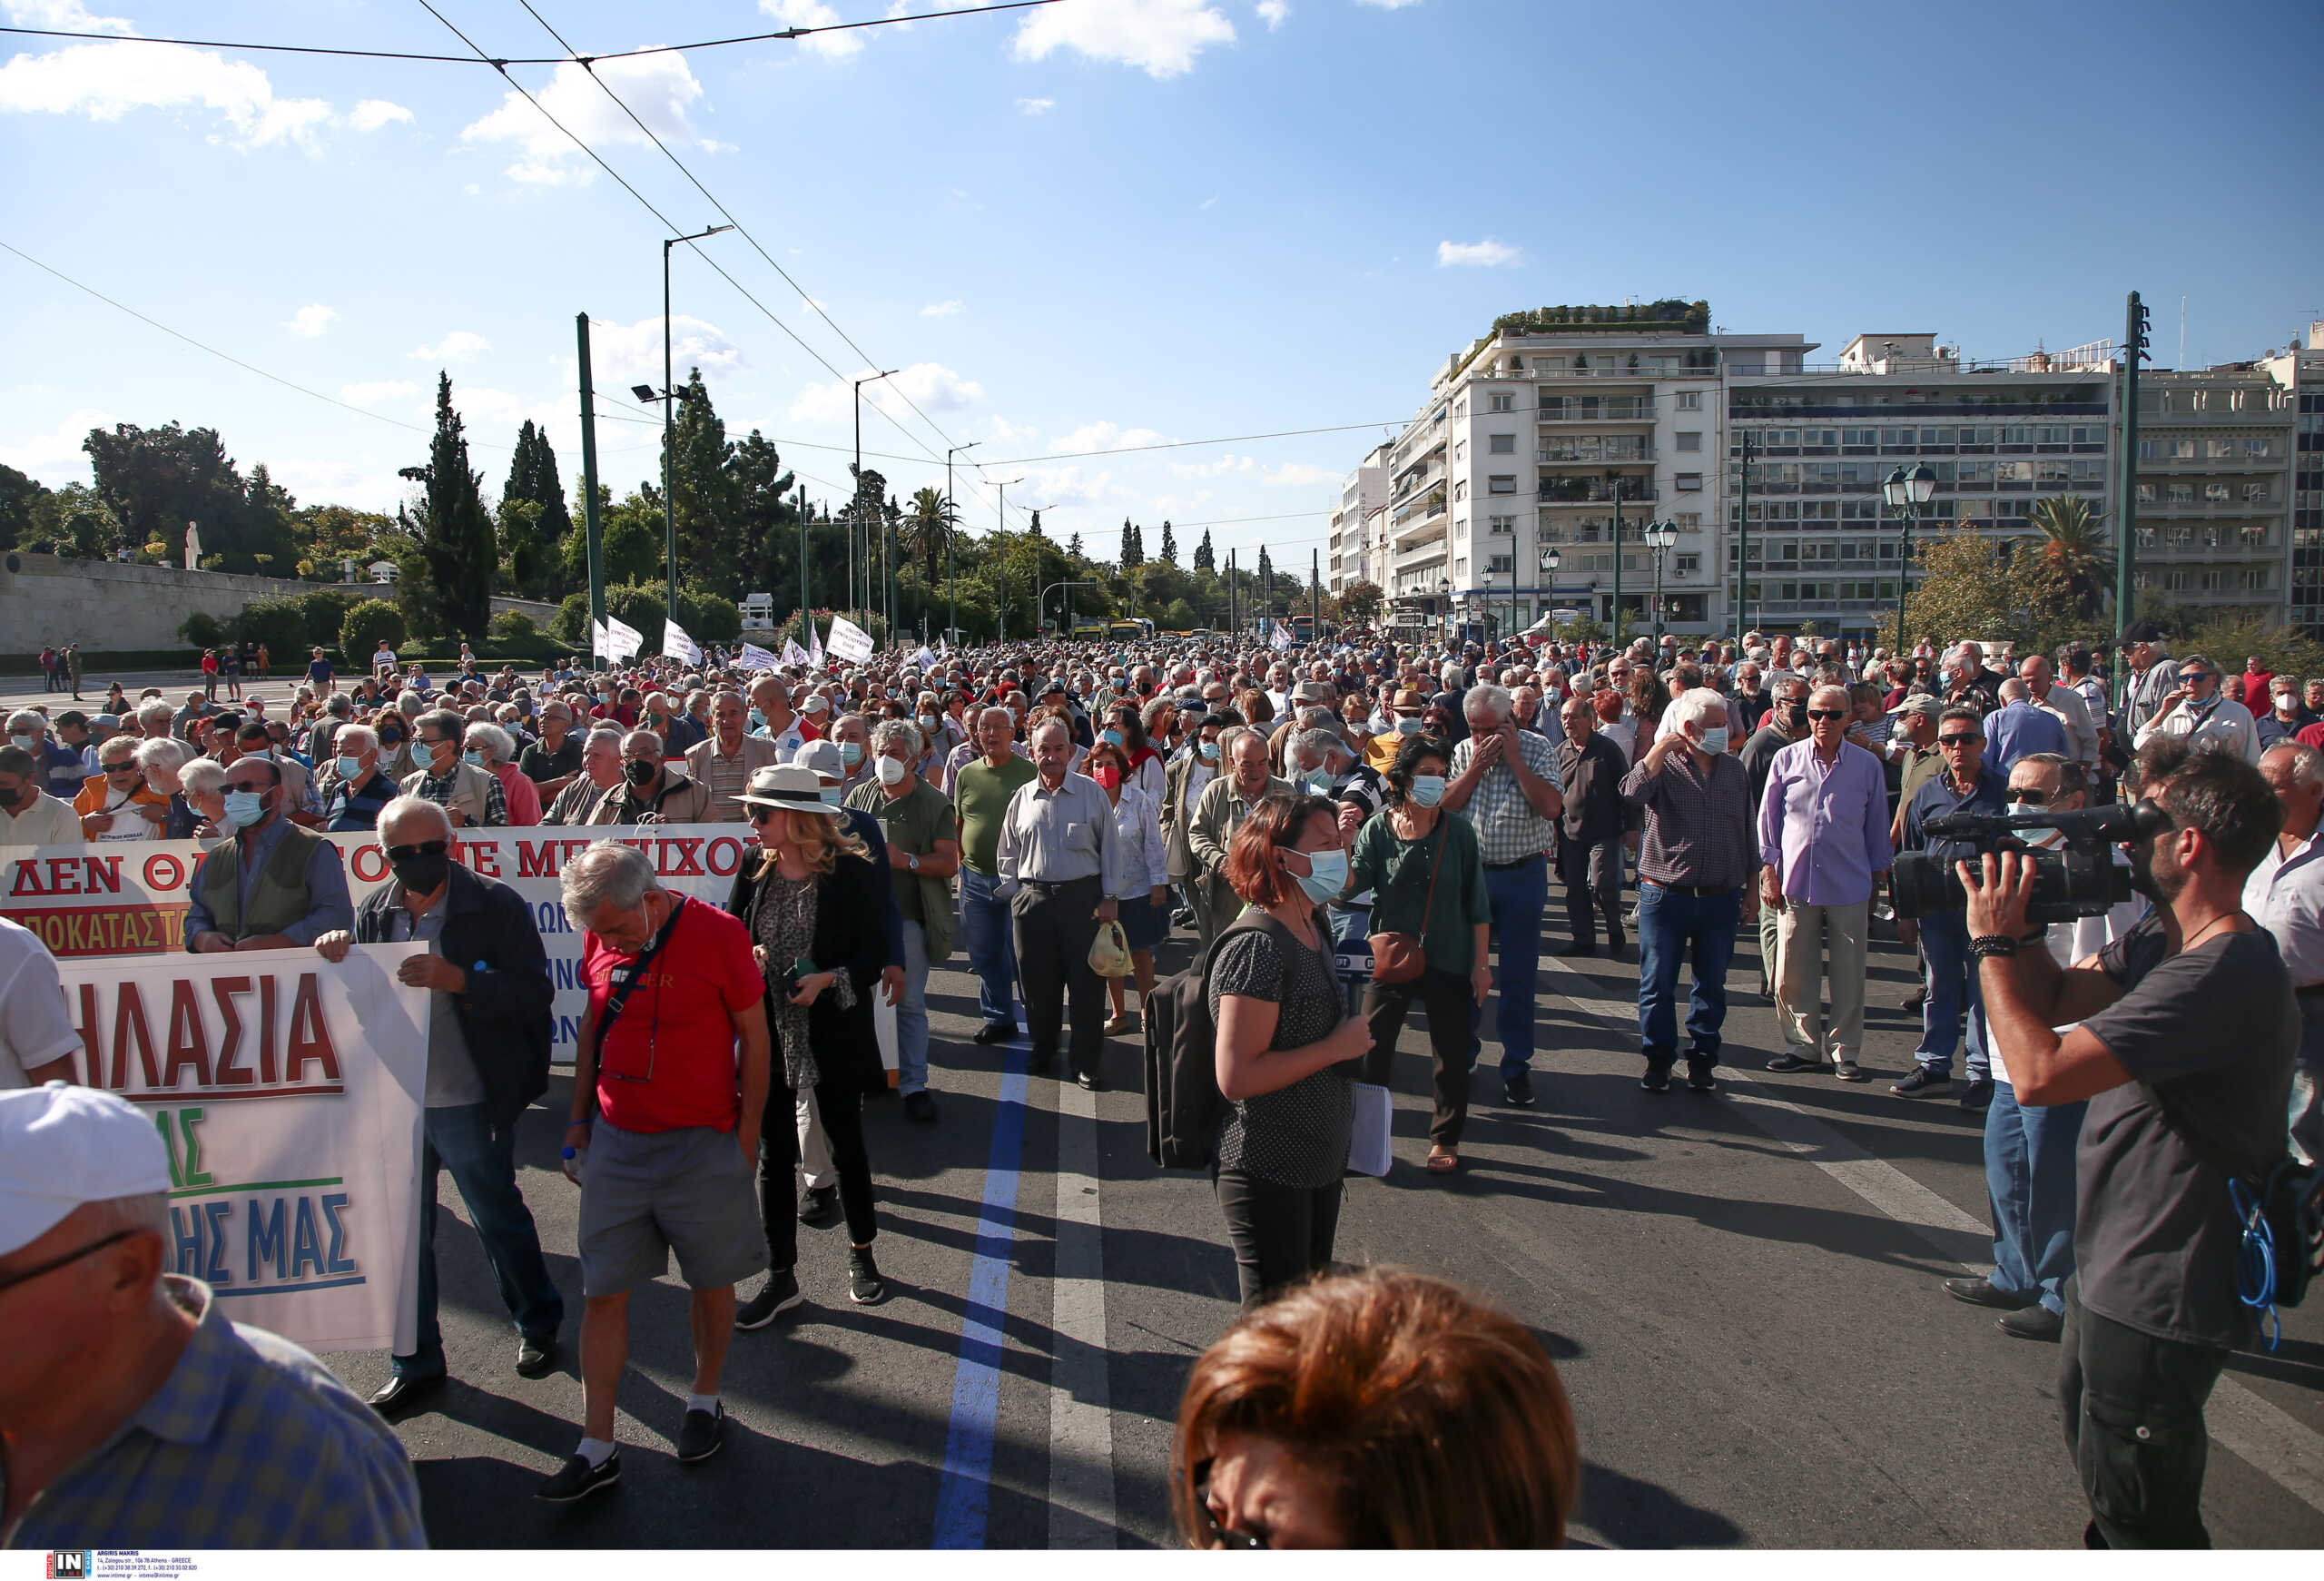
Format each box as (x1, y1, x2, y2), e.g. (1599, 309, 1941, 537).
(397, 373, 496, 637)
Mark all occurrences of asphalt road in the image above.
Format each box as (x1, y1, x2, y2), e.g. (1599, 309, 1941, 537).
(304, 894, 2324, 1551)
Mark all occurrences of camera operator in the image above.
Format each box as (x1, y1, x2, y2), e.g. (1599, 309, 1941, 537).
(1962, 736, 2297, 1548)
(1941, 755, 2145, 1341)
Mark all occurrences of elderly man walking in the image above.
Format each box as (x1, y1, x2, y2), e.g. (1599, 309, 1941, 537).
(1187, 726, 1292, 950)
(318, 796, 563, 1413)
(1555, 690, 1629, 957)
(548, 842, 771, 1500)
(953, 706, 1036, 1044)
(1758, 686, 1893, 1082)
(1443, 682, 1564, 1107)
(996, 719, 1125, 1089)
(1620, 688, 1758, 1093)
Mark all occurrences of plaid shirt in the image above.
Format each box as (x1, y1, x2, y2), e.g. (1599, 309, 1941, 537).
(410, 762, 506, 826)
(1446, 726, 1564, 865)
(2, 1277, 425, 1549)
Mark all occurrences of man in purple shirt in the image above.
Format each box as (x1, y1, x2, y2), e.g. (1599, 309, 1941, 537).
(1758, 685, 1895, 1082)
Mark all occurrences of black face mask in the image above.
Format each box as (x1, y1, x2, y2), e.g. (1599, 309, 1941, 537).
(1784, 702, 1809, 730)
(623, 759, 658, 787)
(389, 848, 452, 894)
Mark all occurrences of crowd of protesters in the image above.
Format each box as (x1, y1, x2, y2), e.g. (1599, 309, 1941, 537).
(0, 609, 2314, 1548)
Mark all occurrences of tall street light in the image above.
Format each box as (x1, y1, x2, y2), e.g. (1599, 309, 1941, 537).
(851, 369, 897, 630)
(649, 223, 733, 624)
(1883, 463, 1937, 652)
(1643, 519, 1679, 642)
(946, 441, 980, 645)
(994, 478, 1024, 640)
(1540, 545, 1561, 641)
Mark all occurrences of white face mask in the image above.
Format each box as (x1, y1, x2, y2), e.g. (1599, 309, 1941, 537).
(2006, 798, 2065, 848)
(875, 755, 907, 786)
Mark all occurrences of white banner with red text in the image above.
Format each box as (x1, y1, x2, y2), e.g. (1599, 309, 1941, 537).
(52, 944, 431, 1354)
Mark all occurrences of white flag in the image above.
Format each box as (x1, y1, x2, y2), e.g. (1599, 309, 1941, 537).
(910, 646, 939, 669)
(604, 616, 644, 662)
(1271, 622, 1294, 651)
(805, 619, 825, 667)
(591, 618, 609, 658)
(663, 619, 702, 666)
(739, 641, 780, 671)
(825, 613, 875, 664)
(777, 637, 808, 667)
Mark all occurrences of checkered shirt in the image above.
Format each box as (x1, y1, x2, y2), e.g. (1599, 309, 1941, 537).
(1446, 725, 1565, 866)
(2, 1277, 425, 1549)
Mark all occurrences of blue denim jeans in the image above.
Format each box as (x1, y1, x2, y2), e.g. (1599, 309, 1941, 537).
(959, 867, 1019, 1030)
(1635, 882, 1741, 1067)
(400, 1101, 564, 1378)
(896, 919, 931, 1097)
(1468, 855, 1547, 1081)
(1915, 909, 1990, 1079)
(1984, 1082, 2085, 1314)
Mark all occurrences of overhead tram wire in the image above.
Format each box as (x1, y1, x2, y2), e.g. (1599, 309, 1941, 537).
(517, 1, 981, 480)
(0, 238, 513, 452)
(0, 3, 1059, 66)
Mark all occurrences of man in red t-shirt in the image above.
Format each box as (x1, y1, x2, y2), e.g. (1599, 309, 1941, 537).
(540, 842, 770, 1503)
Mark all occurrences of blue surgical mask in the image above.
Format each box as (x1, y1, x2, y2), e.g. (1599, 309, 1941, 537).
(1302, 764, 1335, 793)
(818, 786, 845, 806)
(222, 789, 268, 828)
(749, 708, 765, 730)
(1394, 716, 1425, 736)
(2007, 799, 2064, 848)
(335, 755, 362, 781)
(1293, 848, 1348, 906)
(1197, 740, 1218, 762)
(1100, 728, 1125, 747)
(841, 741, 863, 766)
(1697, 726, 1730, 756)
(463, 749, 487, 768)
(1408, 775, 1446, 808)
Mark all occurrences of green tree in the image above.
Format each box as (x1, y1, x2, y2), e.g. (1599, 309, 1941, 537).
(83, 421, 292, 573)
(1876, 522, 2020, 654)
(340, 600, 406, 657)
(499, 420, 572, 542)
(1120, 518, 1144, 568)
(1193, 528, 1214, 570)
(1158, 519, 1177, 565)
(901, 486, 953, 585)
(2024, 494, 2111, 620)
(598, 492, 665, 585)
(731, 430, 797, 602)
(28, 483, 121, 558)
(1068, 530, 1085, 559)
(665, 369, 739, 590)
(1341, 578, 1384, 627)
(395, 373, 497, 639)
(0, 462, 49, 549)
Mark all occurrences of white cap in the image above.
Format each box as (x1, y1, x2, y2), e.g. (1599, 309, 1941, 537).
(0, 1083, 172, 1258)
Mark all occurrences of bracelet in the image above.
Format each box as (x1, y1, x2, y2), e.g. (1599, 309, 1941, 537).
(1968, 934, 2019, 960)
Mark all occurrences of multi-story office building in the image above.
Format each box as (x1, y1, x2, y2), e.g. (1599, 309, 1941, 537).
(1376, 304, 1809, 639)
(2122, 359, 2296, 623)
(1328, 444, 1391, 595)
(2266, 322, 2324, 637)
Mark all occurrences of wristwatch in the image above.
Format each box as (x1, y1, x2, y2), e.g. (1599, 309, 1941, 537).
(908, 853, 920, 873)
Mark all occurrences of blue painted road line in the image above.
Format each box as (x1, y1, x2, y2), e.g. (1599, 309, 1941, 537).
(930, 1038, 1033, 1549)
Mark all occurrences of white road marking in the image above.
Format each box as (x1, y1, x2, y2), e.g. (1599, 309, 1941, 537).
(1540, 951, 2324, 1518)
(1046, 1077, 1118, 1547)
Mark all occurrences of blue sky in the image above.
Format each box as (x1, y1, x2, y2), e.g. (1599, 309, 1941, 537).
(4, 0, 2319, 578)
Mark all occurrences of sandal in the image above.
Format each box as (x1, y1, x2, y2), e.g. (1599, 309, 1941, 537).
(1425, 1147, 1459, 1173)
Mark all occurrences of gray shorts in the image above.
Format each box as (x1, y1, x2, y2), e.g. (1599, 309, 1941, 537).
(576, 1119, 764, 1298)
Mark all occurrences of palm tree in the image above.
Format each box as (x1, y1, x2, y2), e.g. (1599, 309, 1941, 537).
(2025, 494, 2110, 618)
(902, 485, 956, 584)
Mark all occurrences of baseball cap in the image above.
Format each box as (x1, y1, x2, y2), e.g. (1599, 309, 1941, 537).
(0, 1083, 172, 1258)
(1888, 694, 1942, 719)
(793, 740, 844, 779)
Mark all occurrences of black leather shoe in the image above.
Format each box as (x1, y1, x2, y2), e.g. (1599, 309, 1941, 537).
(972, 1022, 1018, 1045)
(516, 1337, 556, 1378)
(1075, 1070, 1101, 1092)
(1559, 941, 1597, 957)
(1029, 1048, 1056, 1074)
(537, 1449, 620, 1504)
(369, 1371, 445, 1417)
(1943, 1276, 2034, 1310)
(796, 1184, 838, 1225)
(1998, 1304, 2064, 1342)
(1765, 1053, 1819, 1073)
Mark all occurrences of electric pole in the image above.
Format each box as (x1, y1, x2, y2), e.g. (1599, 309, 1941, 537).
(2116, 291, 2150, 641)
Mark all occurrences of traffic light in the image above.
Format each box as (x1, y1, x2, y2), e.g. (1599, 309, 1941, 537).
(2126, 291, 2152, 365)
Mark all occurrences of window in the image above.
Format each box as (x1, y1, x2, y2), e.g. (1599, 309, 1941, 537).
(1488, 433, 1515, 454)
(1674, 512, 1701, 532)
(1453, 442, 1466, 464)
(1675, 554, 1700, 574)
(1675, 472, 1704, 491)
(1487, 513, 1516, 534)
(1489, 393, 1514, 413)
(2246, 481, 2273, 502)
(2169, 483, 2195, 503)
(1453, 480, 1468, 501)
(1487, 475, 1516, 495)
(2249, 437, 2280, 459)
(1676, 390, 1701, 410)
(2172, 439, 2196, 459)
(1675, 431, 1703, 452)
(2206, 482, 2231, 502)
(2207, 438, 2240, 459)
(1486, 554, 1512, 574)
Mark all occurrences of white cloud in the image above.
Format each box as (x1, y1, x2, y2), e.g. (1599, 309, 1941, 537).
(1015, 96, 1055, 115)
(1264, 461, 1336, 487)
(1436, 237, 1521, 268)
(1011, 0, 1235, 79)
(921, 300, 963, 318)
(1354, 0, 1423, 7)
(789, 361, 984, 424)
(0, 41, 332, 148)
(348, 99, 413, 133)
(340, 380, 420, 407)
(800, 295, 827, 313)
(409, 331, 491, 363)
(573, 315, 743, 391)
(1051, 420, 1167, 455)
(4, 2, 133, 34)
(1256, 0, 1288, 28)
(759, 0, 863, 60)
(449, 385, 557, 437)
(460, 53, 707, 184)
(0, 405, 113, 483)
(986, 414, 1039, 444)
(1198, 195, 1217, 210)
(283, 303, 338, 339)
(1172, 453, 1255, 479)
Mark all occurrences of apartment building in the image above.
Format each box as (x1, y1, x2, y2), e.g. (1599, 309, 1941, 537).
(2265, 322, 2324, 637)
(2123, 359, 2296, 623)
(1328, 443, 1391, 594)
(1377, 303, 1810, 638)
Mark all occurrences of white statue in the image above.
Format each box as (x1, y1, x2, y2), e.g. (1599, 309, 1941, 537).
(183, 519, 201, 571)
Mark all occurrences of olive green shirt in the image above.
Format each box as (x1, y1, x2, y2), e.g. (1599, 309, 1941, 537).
(953, 754, 1038, 876)
(846, 776, 958, 961)
(1346, 809, 1491, 974)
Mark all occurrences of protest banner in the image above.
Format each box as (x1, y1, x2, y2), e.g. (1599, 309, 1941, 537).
(739, 641, 781, 671)
(53, 944, 431, 1354)
(4, 830, 898, 1080)
(664, 619, 702, 666)
(824, 614, 875, 664)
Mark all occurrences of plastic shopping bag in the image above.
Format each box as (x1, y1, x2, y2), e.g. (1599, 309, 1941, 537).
(1088, 918, 1133, 977)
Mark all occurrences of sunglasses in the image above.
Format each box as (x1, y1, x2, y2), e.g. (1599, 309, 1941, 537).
(1191, 1462, 1268, 1550)
(103, 761, 142, 774)
(2010, 786, 2058, 805)
(747, 807, 783, 825)
(385, 840, 449, 862)
(1937, 734, 1982, 747)
(1805, 709, 1848, 721)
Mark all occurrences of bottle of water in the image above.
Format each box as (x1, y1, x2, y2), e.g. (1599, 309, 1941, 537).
(561, 1145, 585, 1185)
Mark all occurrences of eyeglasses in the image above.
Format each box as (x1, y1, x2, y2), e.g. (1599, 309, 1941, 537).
(385, 840, 449, 862)
(1191, 1462, 1269, 1549)
(1805, 709, 1848, 721)
(2010, 786, 2057, 805)
(1937, 735, 1982, 748)
(0, 1229, 137, 1297)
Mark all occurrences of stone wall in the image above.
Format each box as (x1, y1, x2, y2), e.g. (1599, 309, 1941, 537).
(0, 552, 560, 651)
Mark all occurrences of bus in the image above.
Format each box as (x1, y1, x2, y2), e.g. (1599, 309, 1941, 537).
(1108, 618, 1154, 641)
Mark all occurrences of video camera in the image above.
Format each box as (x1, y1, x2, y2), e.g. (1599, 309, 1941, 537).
(1890, 802, 2169, 924)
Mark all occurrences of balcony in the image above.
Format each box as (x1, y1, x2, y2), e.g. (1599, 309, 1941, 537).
(1538, 440, 1656, 464)
(1539, 479, 1658, 506)
(1538, 396, 1654, 423)
(2138, 497, 2281, 519)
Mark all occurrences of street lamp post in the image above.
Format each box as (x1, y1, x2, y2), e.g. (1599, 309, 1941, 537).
(994, 478, 1024, 640)
(1608, 475, 1630, 647)
(1041, 579, 1097, 637)
(651, 224, 733, 624)
(1882, 463, 1937, 652)
(850, 369, 897, 632)
(1539, 545, 1561, 643)
(1643, 519, 1678, 642)
(1437, 576, 1451, 648)
(946, 441, 980, 646)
